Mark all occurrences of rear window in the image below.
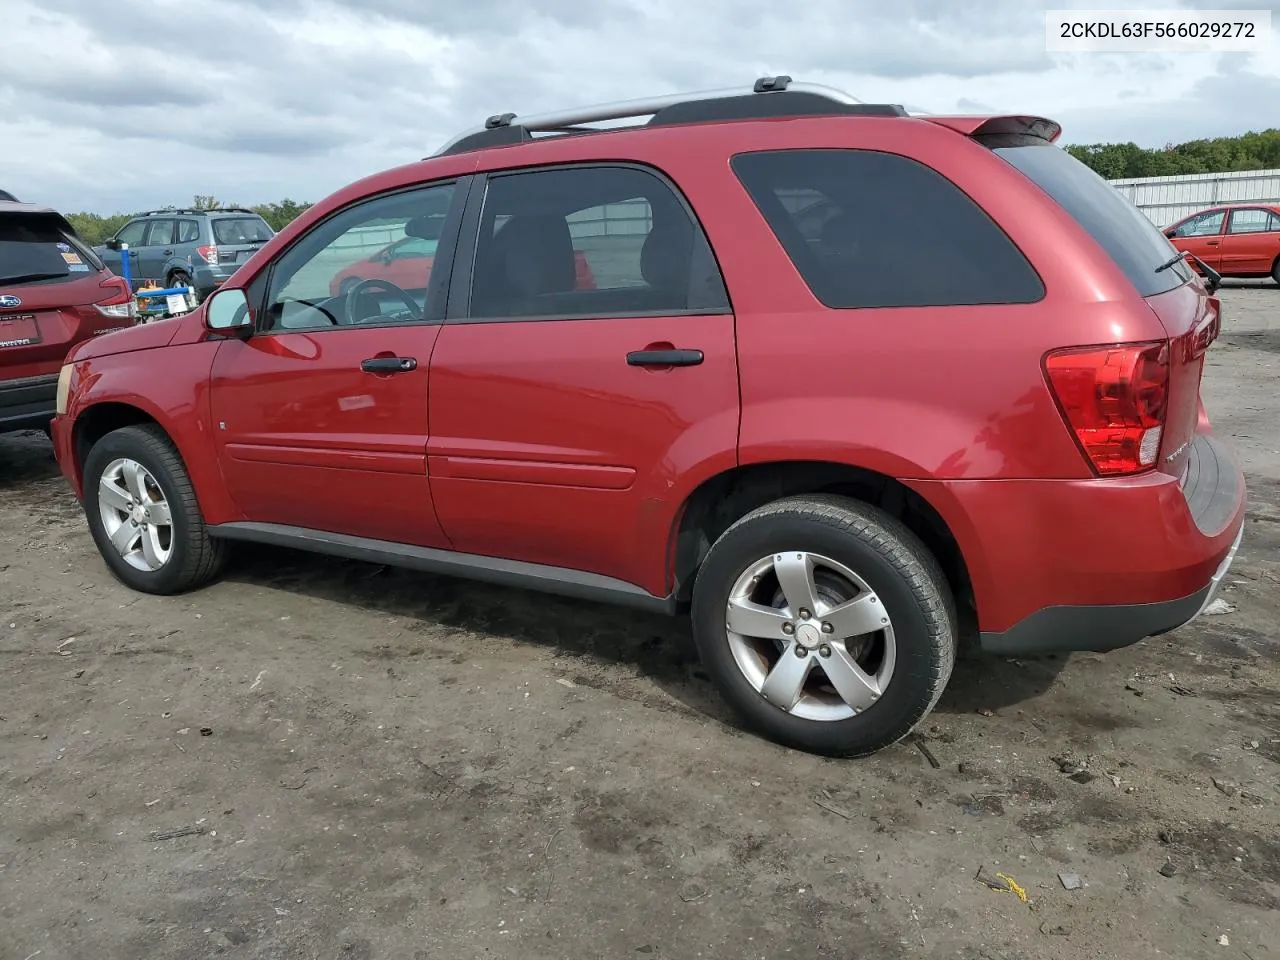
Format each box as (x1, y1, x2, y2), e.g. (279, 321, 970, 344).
(730, 148, 1045, 309)
(212, 217, 273, 245)
(981, 136, 1194, 297)
(0, 213, 103, 286)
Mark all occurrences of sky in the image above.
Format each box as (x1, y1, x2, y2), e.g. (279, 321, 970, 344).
(1, 0, 1277, 214)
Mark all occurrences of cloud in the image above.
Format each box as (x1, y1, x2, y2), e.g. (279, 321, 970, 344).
(0, 0, 1275, 213)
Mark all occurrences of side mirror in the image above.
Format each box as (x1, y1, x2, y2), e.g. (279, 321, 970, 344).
(204, 287, 253, 334)
(105, 238, 121, 250)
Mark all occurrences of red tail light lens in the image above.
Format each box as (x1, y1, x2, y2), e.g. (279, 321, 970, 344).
(196, 245, 218, 264)
(1044, 341, 1169, 476)
(94, 275, 137, 320)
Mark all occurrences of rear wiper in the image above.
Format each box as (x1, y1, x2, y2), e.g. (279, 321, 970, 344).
(1155, 251, 1187, 273)
(0, 272, 65, 284)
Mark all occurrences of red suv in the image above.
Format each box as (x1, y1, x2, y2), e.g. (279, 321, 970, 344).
(47, 78, 1246, 757)
(1, 200, 136, 436)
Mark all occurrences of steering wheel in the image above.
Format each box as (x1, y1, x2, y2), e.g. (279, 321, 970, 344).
(342, 278, 421, 325)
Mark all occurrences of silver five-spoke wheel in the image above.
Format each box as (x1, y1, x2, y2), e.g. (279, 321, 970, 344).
(725, 550, 895, 722)
(97, 457, 174, 572)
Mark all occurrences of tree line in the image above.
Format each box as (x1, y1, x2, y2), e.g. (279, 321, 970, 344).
(58, 128, 1280, 244)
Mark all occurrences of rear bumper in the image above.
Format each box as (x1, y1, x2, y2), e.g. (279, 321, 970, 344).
(908, 432, 1247, 656)
(0, 373, 58, 433)
(192, 264, 239, 298)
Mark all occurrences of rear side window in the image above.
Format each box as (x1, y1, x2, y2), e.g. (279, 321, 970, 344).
(1227, 208, 1280, 234)
(983, 137, 1194, 297)
(212, 217, 273, 244)
(0, 213, 102, 286)
(731, 148, 1044, 309)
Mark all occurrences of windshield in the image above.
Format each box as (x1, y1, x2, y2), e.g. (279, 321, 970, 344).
(0, 213, 102, 286)
(212, 217, 274, 245)
(981, 135, 1194, 298)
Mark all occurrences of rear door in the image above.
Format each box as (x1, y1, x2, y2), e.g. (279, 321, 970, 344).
(208, 179, 465, 548)
(426, 162, 739, 595)
(1167, 208, 1226, 270)
(1220, 207, 1280, 275)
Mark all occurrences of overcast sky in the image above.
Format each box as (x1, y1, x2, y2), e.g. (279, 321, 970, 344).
(1, 0, 1277, 214)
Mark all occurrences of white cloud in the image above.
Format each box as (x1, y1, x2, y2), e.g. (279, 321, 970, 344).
(0, 0, 1276, 212)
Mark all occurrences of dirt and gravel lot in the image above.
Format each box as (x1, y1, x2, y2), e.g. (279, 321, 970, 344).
(2, 282, 1278, 960)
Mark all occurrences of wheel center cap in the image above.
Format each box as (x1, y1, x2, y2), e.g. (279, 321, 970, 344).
(795, 623, 822, 649)
(131, 505, 146, 523)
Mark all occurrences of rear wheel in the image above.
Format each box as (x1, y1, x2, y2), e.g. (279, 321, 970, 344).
(1271, 257, 1280, 285)
(690, 494, 956, 757)
(82, 424, 227, 594)
(168, 269, 193, 292)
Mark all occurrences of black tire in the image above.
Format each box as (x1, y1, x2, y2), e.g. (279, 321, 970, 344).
(690, 494, 956, 758)
(1271, 257, 1280, 285)
(82, 424, 228, 594)
(168, 269, 193, 291)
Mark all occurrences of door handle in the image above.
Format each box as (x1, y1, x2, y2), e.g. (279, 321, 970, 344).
(163, 249, 173, 255)
(626, 348, 703, 367)
(361, 356, 417, 373)
(1206, 240, 1220, 245)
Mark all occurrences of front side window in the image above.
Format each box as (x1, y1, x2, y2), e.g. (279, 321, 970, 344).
(1172, 211, 1225, 238)
(262, 182, 455, 331)
(731, 148, 1044, 309)
(1227, 208, 1280, 234)
(468, 164, 728, 320)
(115, 220, 147, 247)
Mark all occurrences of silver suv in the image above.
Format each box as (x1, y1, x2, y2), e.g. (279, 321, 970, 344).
(94, 208, 275, 301)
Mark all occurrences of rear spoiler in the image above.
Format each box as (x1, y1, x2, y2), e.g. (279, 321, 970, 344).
(923, 115, 1062, 144)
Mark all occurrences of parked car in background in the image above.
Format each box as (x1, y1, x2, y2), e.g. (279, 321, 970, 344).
(1164, 202, 1280, 284)
(48, 77, 1245, 758)
(1, 199, 135, 436)
(94, 208, 275, 301)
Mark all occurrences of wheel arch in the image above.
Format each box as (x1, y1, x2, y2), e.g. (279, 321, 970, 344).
(669, 460, 975, 616)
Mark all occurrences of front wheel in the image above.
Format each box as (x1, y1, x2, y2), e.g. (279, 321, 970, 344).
(690, 494, 956, 757)
(82, 424, 227, 594)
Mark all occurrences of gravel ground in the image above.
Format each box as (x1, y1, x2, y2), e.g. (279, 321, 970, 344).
(1, 281, 1277, 960)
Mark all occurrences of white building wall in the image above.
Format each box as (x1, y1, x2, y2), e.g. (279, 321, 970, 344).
(1108, 168, 1280, 227)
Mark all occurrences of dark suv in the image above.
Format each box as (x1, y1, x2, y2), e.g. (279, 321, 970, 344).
(49, 78, 1245, 758)
(94, 208, 275, 301)
(1, 200, 136, 435)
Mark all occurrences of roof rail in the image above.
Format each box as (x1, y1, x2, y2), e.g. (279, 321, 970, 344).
(138, 207, 259, 217)
(432, 76, 908, 157)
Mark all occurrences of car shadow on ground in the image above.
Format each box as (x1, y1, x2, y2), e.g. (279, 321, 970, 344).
(2, 427, 1067, 736)
(220, 540, 1067, 734)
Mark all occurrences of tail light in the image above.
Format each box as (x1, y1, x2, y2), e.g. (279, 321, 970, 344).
(1043, 340, 1169, 476)
(196, 245, 218, 264)
(94, 275, 137, 320)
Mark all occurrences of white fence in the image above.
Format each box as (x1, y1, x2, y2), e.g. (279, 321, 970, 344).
(1109, 168, 1280, 228)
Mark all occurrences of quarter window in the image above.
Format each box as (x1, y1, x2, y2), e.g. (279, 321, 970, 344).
(468, 164, 728, 320)
(177, 219, 200, 243)
(261, 182, 456, 331)
(731, 149, 1044, 308)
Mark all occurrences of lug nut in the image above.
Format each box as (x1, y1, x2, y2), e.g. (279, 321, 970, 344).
(819, 645, 832, 658)
(821, 622, 834, 634)
(798, 608, 811, 620)
(782, 622, 795, 635)
(794, 644, 807, 658)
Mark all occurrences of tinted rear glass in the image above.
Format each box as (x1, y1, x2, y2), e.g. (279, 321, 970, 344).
(731, 148, 1044, 309)
(212, 217, 273, 244)
(0, 213, 102, 286)
(982, 136, 1193, 297)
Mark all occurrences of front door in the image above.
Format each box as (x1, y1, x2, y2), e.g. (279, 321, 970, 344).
(1168, 208, 1226, 270)
(102, 219, 148, 287)
(1220, 207, 1280, 275)
(427, 162, 740, 596)
(208, 178, 466, 548)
